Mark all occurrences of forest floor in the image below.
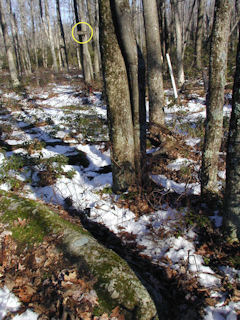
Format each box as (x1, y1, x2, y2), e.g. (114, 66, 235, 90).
(0, 69, 239, 320)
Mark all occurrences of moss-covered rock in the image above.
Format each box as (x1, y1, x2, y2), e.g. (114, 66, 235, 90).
(0, 191, 158, 319)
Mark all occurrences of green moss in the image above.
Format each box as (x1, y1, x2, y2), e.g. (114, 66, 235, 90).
(0, 191, 89, 247)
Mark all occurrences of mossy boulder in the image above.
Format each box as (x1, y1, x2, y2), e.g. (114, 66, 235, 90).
(0, 191, 158, 319)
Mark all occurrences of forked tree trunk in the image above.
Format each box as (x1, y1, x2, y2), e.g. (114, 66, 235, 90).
(195, 0, 206, 69)
(223, 28, 240, 242)
(111, 0, 146, 186)
(99, 0, 136, 192)
(201, 0, 232, 195)
(0, 0, 20, 87)
(142, 0, 165, 127)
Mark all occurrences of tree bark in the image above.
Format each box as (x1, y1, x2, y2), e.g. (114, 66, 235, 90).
(195, 0, 206, 69)
(223, 28, 240, 242)
(73, 0, 93, 84)
(29, 0, 38, 71)
(0, 0, 20, 87)
(18, 0, 32, 75)
(56, 0, 69, 71)
(99, 0, 137, 192)
(201, 0, 232, 195)
(87, 0, 101, 80)
(143, 0, 165, 127)
(111, 0, 146, 186)
(44, 0, 58, 72)
(170, 0, 185, 87)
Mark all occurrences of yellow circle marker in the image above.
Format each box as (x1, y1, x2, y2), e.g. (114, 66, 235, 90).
(72, 22, 93, 44)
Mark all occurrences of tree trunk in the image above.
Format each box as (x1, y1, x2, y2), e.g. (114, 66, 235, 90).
(201, 0, 232, 195)
(56, 0, 69, 71)
(29, 0, 38, 70)
(111, 0, 146, 186)
(73, 0, 93, 84)
(170, 0, 185, 87)
(44, 0, 58, 72)
(87, 0, 101, 80)
(0, 0, 20, 87)
(99, 0, 136, 192)
(18, 0, 32, 75)
(143, 0, 165, 127)
(223, 28, 240, 242)
(6, 0, 22, 75)
(195, 0, 206, 69)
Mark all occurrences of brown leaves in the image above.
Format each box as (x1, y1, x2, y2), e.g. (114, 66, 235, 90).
(0, 226, 127, 320)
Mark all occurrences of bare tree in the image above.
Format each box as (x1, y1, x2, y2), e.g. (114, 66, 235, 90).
(18, 0, 32, 74)
(56, 0, 69, 71)
(73, 0, 93, 84)
(0, 0, 20, 87)
(111, 0, 146, 186)
(87, 0, 101, 79)
(223, 26, 240, 242)
(44, 0, 58, 72)
(143, 0, 165, 127)
(99, 0, 137, 192)
(195, 0, 206, 69)
(170, 0, 185, 86)
(201, 0, 232, 195)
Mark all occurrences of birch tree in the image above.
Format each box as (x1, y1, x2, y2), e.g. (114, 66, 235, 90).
(0, 0, 20, 87)
(224, 27, 240, 242)
(201, 0, 232, 195)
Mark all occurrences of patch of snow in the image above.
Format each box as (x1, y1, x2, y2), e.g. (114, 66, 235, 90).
(185, 138, 201, 147)
(150, 174, 201, 195)
(0, 286, 21, 319)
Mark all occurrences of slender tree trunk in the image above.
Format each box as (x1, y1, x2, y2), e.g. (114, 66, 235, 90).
(56, 0, 69, 71)
(18, 0, 32, 75)
(73, 0, 93, 83)
(0, 26, 3, 71)
(76, 46, 82, 70)
(99, 0, 136, 192)
(195, 0, 206, 69)
(87, 0, 100, 80)
(29, 0, 38, 70)
(0, 0, 20, 87)
(143, 0, 165, 127)
(171, 0, 185, 87)
(201, 0, 232, 195)
(6, 0, 22, 75)
(223, 27, 240, 242)
(44, 0, 58, 72)
(112, 0, 146, 186)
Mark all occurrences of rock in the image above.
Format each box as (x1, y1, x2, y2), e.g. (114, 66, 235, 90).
(0, 191, 159, 320)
